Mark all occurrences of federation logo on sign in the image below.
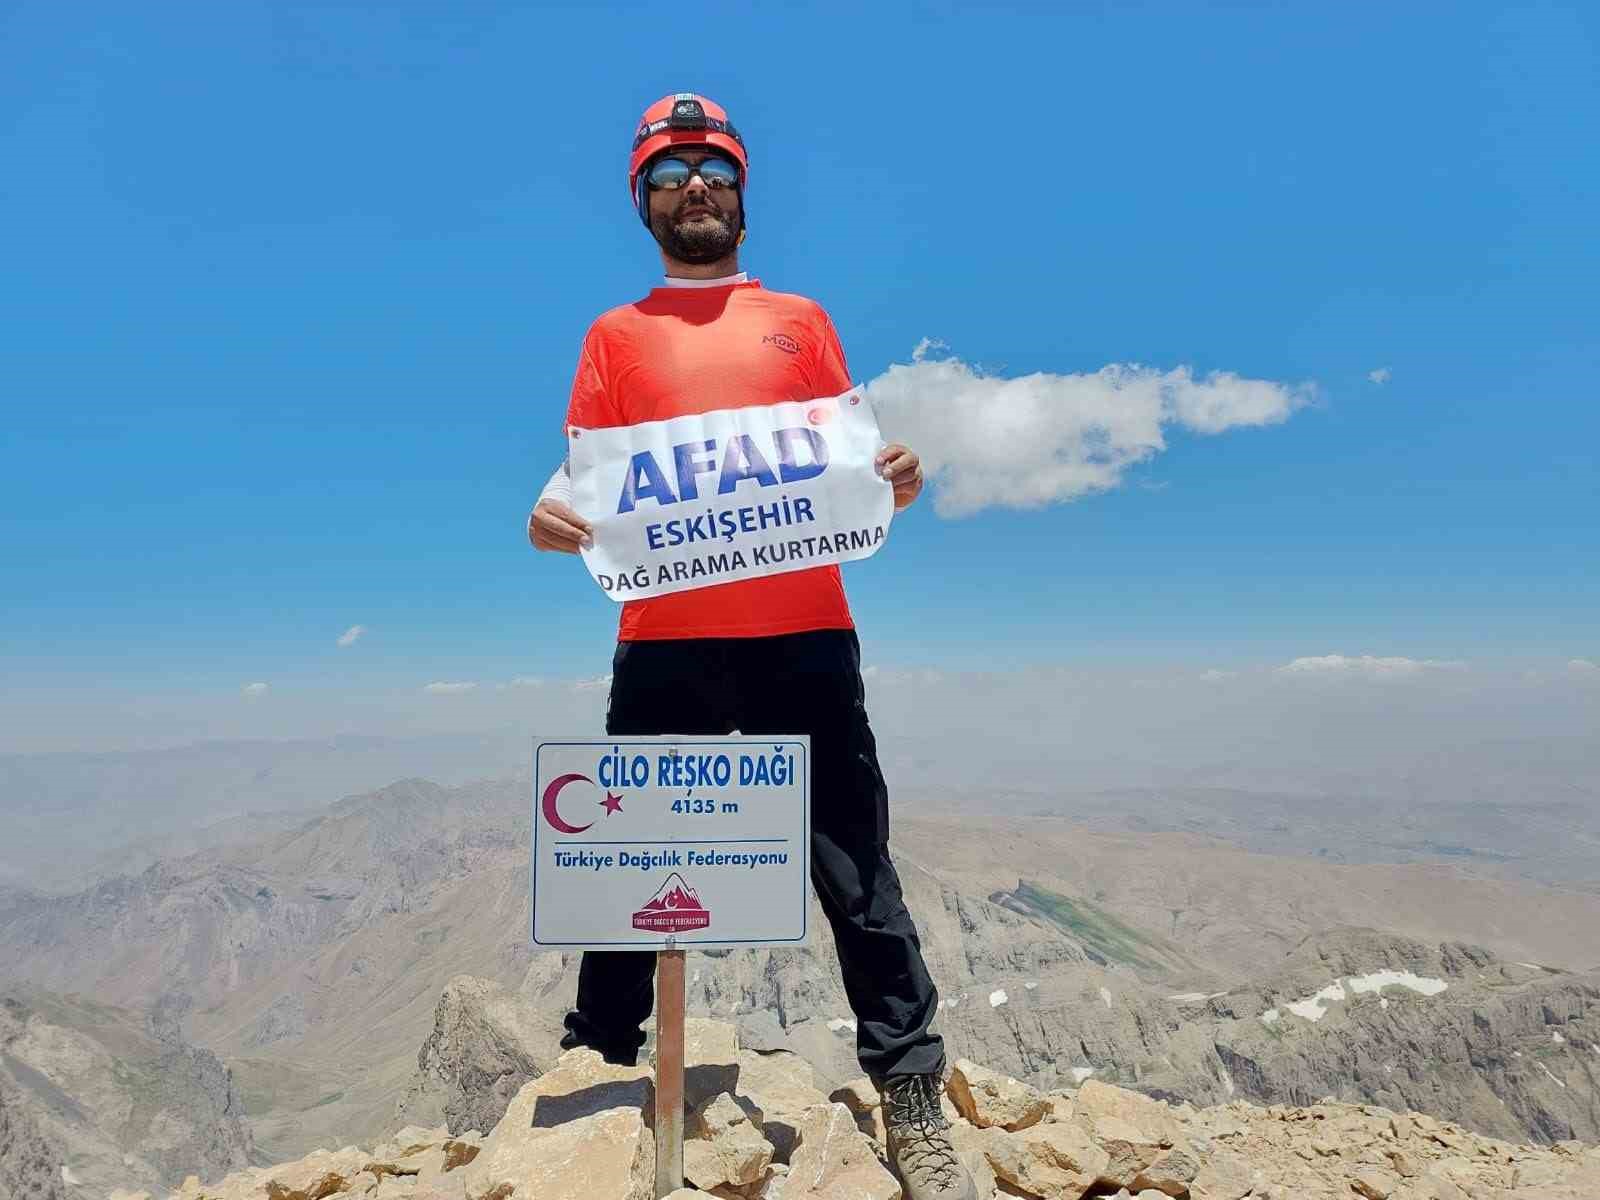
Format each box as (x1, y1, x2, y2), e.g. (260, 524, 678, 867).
(632, 873, 711, 933)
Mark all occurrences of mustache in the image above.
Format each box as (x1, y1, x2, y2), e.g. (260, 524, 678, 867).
(674, 199, 731, 222)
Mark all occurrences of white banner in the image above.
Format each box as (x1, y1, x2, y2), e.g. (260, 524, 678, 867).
(568, 388, 894, 601)
(531, 735, 810, 950)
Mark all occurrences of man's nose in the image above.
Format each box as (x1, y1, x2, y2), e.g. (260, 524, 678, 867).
(683, 171, 710, 198)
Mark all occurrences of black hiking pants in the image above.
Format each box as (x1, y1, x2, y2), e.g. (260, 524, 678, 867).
(561, 628, 945, 1082)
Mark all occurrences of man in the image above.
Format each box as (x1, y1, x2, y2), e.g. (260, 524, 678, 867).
(528, 93, 976, 1200)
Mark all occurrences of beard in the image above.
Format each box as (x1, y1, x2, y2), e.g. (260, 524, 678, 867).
(650, 197, 741, 264)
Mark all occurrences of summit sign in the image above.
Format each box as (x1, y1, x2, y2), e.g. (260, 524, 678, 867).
(531, 735, 810, 951)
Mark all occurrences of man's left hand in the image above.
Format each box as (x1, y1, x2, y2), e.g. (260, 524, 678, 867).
(876, 443, 924, 511)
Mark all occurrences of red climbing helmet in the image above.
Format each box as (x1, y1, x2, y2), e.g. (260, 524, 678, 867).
(628, 93, 749, 229)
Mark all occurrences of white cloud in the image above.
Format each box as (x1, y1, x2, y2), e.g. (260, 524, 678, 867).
(1570, 659, 1599, 674)
(422, 681, 477, 694)
(1277, 654, 1466, 679)
(337, 625, 367, 648)
(240, 682, 269, 696)
(865, 344, 1312, 516)
(1368, 367, 1392, 384)
(572, 674, 612, 692)
(506, 676, 545, 688)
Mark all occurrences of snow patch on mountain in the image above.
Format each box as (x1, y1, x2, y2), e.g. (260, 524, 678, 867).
(1347, 970, 1448, 998)
(1286, 980, 1348, 1022)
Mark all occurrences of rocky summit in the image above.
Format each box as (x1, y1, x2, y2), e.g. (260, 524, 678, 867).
(6, 775, 1599, 1173)
(125, 1018, 1597, 1200)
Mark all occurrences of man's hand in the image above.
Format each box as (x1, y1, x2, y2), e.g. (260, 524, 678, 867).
(528, 499, 593, 554)
(876, 443, 924, 511)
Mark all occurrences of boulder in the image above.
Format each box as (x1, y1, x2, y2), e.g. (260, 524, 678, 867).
(1393, 1172, 1469, 1200)
(676, 1017, 744, 1111)
(1134, 1144, 1201, 1196)
(1351, 1167, 1398, 1199)
(710, 1162, 790, 1199)
(170, 1148, 372, 1200)
(781, 1102, 902, 1199)
(353, 1135, 480, 1188)
(370, 1126, 453, 1159)
(1074, 1079, 1181, 1145)
(176, 1167, 267, 1200)
(248, 1147, 370, 1200)
(372, 1176, 422, 1200)
(946, 1059, 1049, 1132)
(1191, 1146, 1266, 1200)
(731, 1049, 833, 1163)
(974, 1119, 1109, 1199)
(830, 1077, 886, 1142)
(461, 1046, 655, 1199)
(1043, 1091, 1076, 1124)
(684, 1092, 774, 1191)
(460, 1104, 653, 1200)
(479, 1046, 653, 1147)
(1084, 1113, 1165, 1190)
(441, 1140, 482, 1172)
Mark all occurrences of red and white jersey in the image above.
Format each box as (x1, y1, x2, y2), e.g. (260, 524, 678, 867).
(564, 275, 856, 641)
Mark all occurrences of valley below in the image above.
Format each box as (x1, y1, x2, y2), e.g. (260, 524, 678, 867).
(1, 767, 1598, 1195)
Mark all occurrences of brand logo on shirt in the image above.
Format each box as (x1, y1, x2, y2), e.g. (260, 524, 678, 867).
(761, 333, 800, 355)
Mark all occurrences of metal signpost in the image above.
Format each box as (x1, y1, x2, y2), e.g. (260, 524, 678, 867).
(532, 734, 810, 1197)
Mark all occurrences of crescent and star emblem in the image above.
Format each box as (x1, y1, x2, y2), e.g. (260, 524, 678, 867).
(541, 773, 623, 834)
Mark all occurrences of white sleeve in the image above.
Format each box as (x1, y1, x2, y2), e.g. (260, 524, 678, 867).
(538, 459, 573, 507)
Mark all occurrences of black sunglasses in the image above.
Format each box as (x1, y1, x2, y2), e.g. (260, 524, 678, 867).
(645, 155, 740, 191)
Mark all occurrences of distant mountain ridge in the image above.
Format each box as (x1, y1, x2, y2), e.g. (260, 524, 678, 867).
(0, 984, 253, 1197)
(2, 774, 1599, 1184)
(0, 734, 541, 893)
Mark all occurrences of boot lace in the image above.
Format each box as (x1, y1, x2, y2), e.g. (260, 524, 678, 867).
(884, 1073, 962, 1188)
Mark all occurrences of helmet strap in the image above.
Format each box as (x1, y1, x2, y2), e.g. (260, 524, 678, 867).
(636, 176, 651, 230)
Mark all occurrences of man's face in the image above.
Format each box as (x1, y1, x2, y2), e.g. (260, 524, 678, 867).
(646, 147, 742, 264)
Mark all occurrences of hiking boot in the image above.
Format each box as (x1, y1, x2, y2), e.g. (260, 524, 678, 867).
(881, 1072, 978, 1200)
(558, 1019, 642, 1067)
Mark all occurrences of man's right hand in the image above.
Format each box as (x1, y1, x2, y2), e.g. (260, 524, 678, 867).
(528, 499, 593, 554)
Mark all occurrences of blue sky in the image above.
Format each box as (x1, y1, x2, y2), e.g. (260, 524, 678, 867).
(2, 2, 1596, 745)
